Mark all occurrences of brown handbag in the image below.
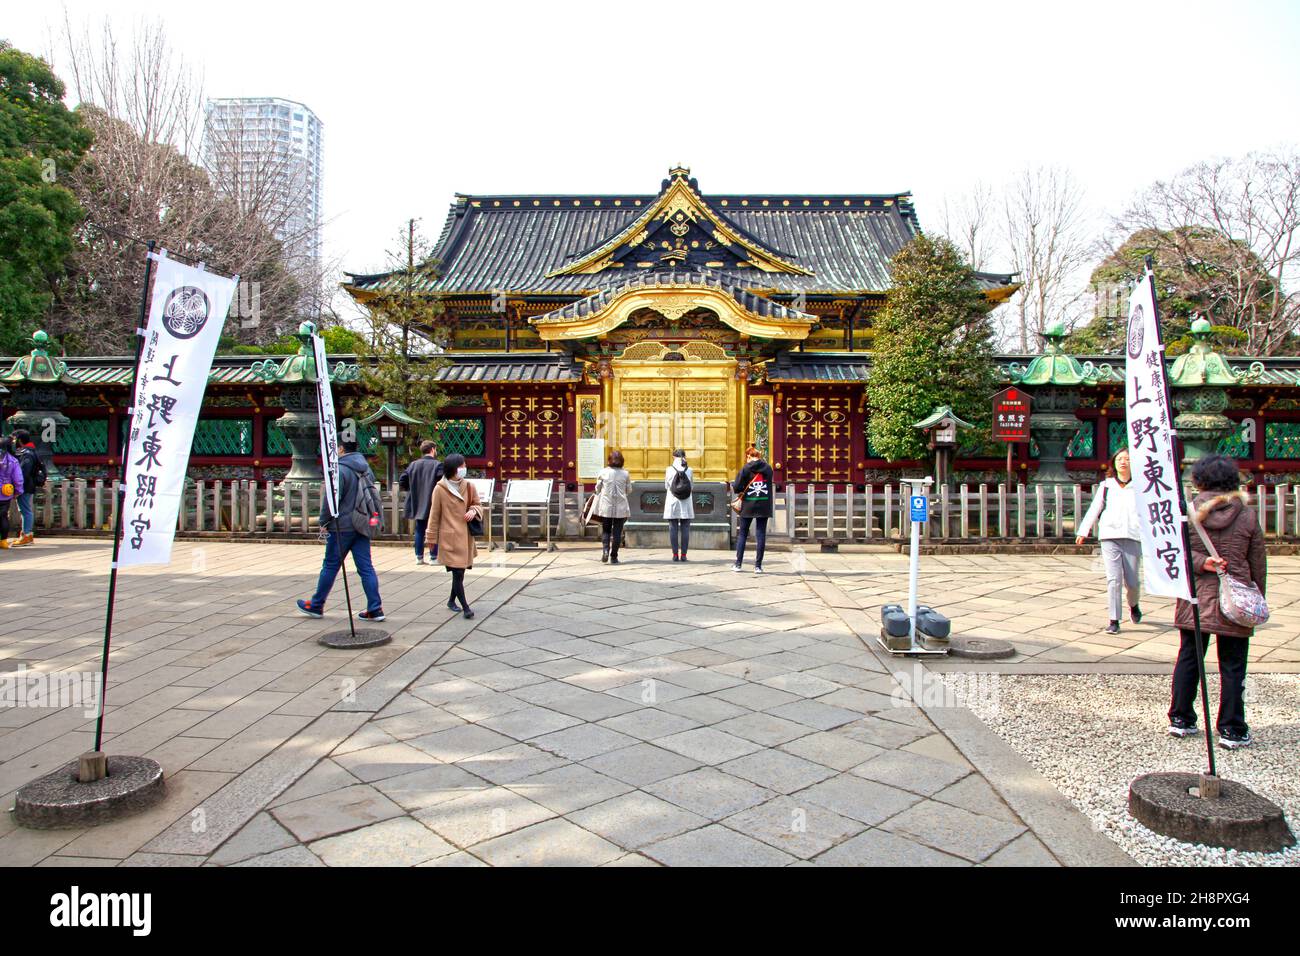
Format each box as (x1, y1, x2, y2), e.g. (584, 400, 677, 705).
(582, 480, 602, 525)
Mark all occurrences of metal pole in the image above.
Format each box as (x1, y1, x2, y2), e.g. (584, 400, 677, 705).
(95, 240, 156, 752)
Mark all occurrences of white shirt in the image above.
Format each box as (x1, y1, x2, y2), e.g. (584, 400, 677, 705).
(1077, 477, 1141, 540)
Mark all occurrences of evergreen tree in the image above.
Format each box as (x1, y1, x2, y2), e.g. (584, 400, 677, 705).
(866, 234, 999, 461)
(0, 43, 91, 353)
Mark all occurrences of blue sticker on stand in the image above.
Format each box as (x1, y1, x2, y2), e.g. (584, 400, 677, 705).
(909, 494, 928, 523)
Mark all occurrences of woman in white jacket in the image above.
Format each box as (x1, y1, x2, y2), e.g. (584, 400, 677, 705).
(1075, 448, 1143, 634)
(663, 449, 694, 562)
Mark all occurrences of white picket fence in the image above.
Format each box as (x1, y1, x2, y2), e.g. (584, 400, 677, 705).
(9, 479, 1300, 543)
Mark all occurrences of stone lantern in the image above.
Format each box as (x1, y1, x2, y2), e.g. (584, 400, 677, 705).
(0, 331, 79, 481)
(913, 405, 972, 487)
(251, 322, 361, 483)
(1013, 321, 1092, 484)
(361, 403, 423, 487)
(1168, 318, 1253, 481)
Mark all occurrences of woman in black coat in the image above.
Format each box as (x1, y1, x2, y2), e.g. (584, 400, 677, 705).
(731, 445, 774, 573)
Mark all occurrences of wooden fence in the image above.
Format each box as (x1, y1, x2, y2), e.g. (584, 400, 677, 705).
(8, 479, 1300, 544)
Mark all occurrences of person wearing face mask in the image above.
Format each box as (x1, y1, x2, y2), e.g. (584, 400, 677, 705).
(1075, 448, 1143, 634)
(425, 453, 484, 619)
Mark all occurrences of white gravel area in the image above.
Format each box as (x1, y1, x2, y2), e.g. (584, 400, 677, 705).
(946, 672, 1300, 867)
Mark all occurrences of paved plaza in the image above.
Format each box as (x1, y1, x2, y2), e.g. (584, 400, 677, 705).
(0, 537, 1295, 866)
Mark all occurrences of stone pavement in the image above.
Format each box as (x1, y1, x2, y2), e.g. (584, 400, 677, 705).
(5, 536, 1253, 866)
(806, 551, 1300, 671)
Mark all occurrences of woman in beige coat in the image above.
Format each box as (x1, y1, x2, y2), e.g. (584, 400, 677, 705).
(424, 454, 484, 619)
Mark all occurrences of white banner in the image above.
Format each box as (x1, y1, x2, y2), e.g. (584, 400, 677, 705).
(1124, 270, 1193, 600)
(120, 253, 237, 567)
(310, 332, 341, 518)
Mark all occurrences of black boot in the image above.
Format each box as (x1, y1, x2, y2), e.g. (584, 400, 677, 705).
(1105, 620, 1120, 634)
(601, 548, 609, 564)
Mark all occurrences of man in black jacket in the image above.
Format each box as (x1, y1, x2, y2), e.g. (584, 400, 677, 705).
(11, 429, 39, 546)
(399, 440, 442, 564)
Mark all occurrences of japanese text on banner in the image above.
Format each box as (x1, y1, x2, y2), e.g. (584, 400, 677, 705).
(1124, 270, 1192, 600)
(119, 254, 237, 567)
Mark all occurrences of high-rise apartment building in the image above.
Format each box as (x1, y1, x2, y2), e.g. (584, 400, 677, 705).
(203, 97, 323, 289)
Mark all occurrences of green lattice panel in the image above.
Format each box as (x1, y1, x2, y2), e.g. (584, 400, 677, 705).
(265, 421, 292, 456)
(431, 418, 485, 457)
(1109, 419, 1129, 454)
(1217, 423, 1253, 460)
(265, 422, 379, 455)
(52, 418, 109, 454)
(192, 419, 254, 455)
(1265, 422, 1300, 459)
(1065, 422, 1095, 459)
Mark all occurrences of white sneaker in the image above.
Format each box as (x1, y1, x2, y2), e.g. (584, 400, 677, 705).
(754, 566, 764, 575)
(416, 557, 426, 565)
(730, 564, 742, 572)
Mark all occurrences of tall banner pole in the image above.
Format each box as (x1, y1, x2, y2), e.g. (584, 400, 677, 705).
(309, 330, 356, 639)
(93, 241, 156, 753)
(1124, 258, 1215, 778)
(1142, 257, 1216, 778)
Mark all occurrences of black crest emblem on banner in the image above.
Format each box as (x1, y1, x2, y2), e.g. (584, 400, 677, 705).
(1127, 303, 1145, 359)
(161, 286, 211, 339)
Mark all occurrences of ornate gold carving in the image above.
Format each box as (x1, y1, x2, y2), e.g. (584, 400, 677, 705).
(677, 391, 729, 414)
(656, 368, 693, 378)
(680, 342, 728, 361)
(622, 389, 673, 413)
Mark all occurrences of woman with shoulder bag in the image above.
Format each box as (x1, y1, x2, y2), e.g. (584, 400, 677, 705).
(664, 449, 694, 562)
(1168, 454, 1267, 749)
(425, 453, 484, 619)
(1075, 448, 1143, 633)
(731, 445, 774, 574)
(594, 450, 631, 564)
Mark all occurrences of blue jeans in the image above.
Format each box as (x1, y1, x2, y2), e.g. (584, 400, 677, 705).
(312, 529, 382, 613)
(414, 518, 429, 559)
(735, 516, 768, 568)
(17, 493, 34, 534)
(668, 518, 691, 554)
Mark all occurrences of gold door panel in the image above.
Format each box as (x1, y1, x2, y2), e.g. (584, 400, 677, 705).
(612, 352, 736, 481)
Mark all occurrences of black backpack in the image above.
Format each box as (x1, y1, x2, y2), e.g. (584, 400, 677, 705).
(22, 448, 46, 488)
(340, 461, 384, 537)
(669, 466, 692, 500)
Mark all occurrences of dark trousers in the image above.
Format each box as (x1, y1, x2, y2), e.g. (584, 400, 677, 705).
(0, 503, 9, 541)
(1169, 628, 1250, 736)
(601, 517, 626, 558)
(735, 515, 768, 568)
(414, 518, 429, 559)
(669, 518, 691, 554)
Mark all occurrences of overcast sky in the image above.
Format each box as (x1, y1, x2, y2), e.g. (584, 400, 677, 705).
(8, 0, 1300, 288)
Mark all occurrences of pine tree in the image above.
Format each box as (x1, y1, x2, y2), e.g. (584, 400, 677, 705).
(866, 235, 999, 461)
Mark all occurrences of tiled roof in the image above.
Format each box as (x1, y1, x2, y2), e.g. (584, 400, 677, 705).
(345, 180, 927, 296)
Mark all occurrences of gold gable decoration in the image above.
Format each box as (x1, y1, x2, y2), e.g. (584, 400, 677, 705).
(548, 168, 812, 278)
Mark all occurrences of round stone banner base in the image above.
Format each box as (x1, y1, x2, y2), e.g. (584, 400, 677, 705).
(1129, 772, 1296, 853)
(948, 635, 1016, 660)
(318, 627, 391, 649)
(16, 755, 165, 829)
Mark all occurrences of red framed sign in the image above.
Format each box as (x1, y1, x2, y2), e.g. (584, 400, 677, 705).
(992, 387, 1032, 442)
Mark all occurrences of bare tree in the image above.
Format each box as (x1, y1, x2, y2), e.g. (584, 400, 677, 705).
(1003, 165, 1092, 351)
(44, 13, 331, 351)
(1116, 149, 1300, 354)
(938, 181, 996, 271)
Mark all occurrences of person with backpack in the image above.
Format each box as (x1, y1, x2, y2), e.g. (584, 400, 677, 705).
(0, 437, 23, 551)
(297, 438, 386, 621)
(10, 429, 42, 546)
(399, 439, 443, 564)
(425, 453, 484, 619)
(664, 448, 694, 562)
(731, 445, 774, 574)
(1075, 448, 1142, 634)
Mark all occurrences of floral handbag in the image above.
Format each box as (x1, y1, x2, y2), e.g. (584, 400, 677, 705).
(1191, 514, 1269, 627)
